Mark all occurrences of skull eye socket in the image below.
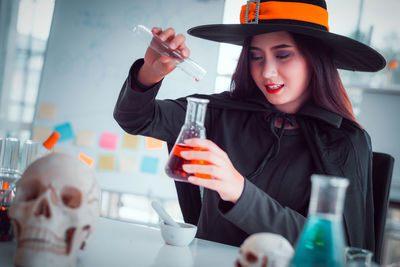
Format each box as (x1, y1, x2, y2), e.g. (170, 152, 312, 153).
(246, 252, 258, 263)
(16, 180, 44, 202)
(61, 186, 82, 209)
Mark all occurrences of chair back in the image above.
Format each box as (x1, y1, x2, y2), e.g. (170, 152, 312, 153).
(372, 152, 395, 263)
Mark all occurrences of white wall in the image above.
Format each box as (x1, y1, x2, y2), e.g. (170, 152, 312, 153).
(34, 0, 224, 198)
(357, 89, 400, 200)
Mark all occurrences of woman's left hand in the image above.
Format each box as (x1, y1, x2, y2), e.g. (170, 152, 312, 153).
(181, 138, 245, 203)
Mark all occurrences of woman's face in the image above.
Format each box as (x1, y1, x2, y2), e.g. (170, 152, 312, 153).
(249, 31, 311, 113)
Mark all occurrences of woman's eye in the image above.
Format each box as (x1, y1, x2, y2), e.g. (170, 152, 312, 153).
(250, 53, 262, 60)
(276, 52, 292, 59)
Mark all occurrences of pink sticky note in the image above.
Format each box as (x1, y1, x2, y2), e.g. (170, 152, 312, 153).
(99, 133, 119, 150)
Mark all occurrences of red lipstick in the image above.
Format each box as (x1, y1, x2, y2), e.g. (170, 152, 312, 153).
(265, 84, 284, 94)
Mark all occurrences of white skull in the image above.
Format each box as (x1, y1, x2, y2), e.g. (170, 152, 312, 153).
(8, 152, 100, 267)
(235, 233, 294, 267)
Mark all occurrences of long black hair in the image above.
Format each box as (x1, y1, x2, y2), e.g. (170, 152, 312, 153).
(230, 33, 357, 123)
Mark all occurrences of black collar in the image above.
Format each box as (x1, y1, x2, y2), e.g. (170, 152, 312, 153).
(187, 91, 343, 128)
(297, 103, 343, 128)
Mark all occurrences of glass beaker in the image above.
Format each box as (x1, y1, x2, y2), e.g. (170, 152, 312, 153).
(291, 174, 349, 267)
(0, 138, 21, 241)
(0, 171, 18, 241)
(132, 25, 207, 82)
(19, 132, 60, 174)
(0, 138, 20, 175)
(345, 247, 373, 266)
(165, 97, 210, 182)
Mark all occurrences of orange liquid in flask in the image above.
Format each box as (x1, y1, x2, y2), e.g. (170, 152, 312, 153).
(165, 144, 212, 181)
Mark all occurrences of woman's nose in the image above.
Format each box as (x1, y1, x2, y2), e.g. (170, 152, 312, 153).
(262, 62, 278, 78)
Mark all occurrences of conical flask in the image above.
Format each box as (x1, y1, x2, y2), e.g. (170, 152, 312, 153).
(165, 97, 210, 182)
(291, 174, 349, 267)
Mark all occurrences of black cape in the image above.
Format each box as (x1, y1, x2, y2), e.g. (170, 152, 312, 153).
(172, 90, 374, 253)
(113, 59, 374, 254)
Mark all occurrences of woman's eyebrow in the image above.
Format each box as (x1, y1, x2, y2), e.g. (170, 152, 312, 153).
(271, 44, 292, 50)
(249, 46, 262, 51)
(249, 44, 293, 51)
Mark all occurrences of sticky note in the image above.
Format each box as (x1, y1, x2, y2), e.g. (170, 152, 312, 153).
(32, 127, 52, 142)
(119, 155, 137, 172)
(53, 148, 68, 154)
(43, 132, 61, 150)
(99, 133, 119, 150)
(140, 156, 159, 174)
(122, 133, 139, 150)
(39, 103, 56, 119)
(145, 137, 164, 150)
(79, 153, 94, 168)
(54, 122, 75, 142)
(76, 130, 95, 147)
(98, 155, 115, 171)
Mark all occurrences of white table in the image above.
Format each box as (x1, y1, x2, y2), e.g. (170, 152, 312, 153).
(0, 217, 239, 267)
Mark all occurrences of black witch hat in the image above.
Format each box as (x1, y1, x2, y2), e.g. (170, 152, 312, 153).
(188, 0, 386, 72)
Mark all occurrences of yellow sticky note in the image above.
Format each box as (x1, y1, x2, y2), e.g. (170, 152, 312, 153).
(119, 155, 137, 172)
(79, 153, 95, 168)
(32, 127, 52, 142)
(98, 155, 115, 171)
(39, 103, 56, 119)
(122, 133, 139, 150)
(145, 137, 164, 150)
(76, 130, 95, 147)
(53, 148, 68, 154)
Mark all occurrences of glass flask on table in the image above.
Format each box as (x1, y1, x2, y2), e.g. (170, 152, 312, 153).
(291, 174, 349, 267)
(0, 138, 21, 241)
(165, 97, 210, 182)
(0, 133, 59, 241)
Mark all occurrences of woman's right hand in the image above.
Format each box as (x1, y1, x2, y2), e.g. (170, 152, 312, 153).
(138, 27, 190, 87)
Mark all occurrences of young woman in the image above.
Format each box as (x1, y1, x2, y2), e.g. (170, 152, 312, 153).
(114, 0, 385, 255)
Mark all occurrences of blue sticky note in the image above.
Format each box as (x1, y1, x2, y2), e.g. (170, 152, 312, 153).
(140, 156, 159, 174)
(54, 122, 75, 142)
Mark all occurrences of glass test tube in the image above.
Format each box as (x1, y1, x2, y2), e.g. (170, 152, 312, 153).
(132, 25, 206, 82)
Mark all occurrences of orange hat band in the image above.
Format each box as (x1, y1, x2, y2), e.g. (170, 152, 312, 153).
(240, 1, 329, 32)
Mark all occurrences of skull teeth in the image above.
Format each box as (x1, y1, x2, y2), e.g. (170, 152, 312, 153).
(19, 239, 67, 255)
(19, 227, 67, 254)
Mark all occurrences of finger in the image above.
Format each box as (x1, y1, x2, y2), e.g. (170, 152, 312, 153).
(159, 28, 175, 41)
(188, 176, 220, 190)
(151, 27, 162, 35)
(182, 164, 222, 178)
(180, 150, 225, 167)
(184, 138, 227, 158)
(159, 55, 173, 64)
(169, 33, 185, 50)
(178, 46, 190, 58)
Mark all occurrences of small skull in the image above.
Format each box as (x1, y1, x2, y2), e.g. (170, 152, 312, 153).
(8, 152, 100, 267)
(235, 233, 294, 267)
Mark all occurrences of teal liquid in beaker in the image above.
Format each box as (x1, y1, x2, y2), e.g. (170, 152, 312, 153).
(291, 215, 346, 267)
(291, 175, 349, 267)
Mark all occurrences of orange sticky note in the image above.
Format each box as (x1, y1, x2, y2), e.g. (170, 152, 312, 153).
(122, 133, 139, 150)
(388, 60, 398, 70)
(43, 132, 61, 150)
(98, 155, 115, 171)
(145, 137, 164, 150)
(39, 103, 56, 119)
(79, 153, 94, 168)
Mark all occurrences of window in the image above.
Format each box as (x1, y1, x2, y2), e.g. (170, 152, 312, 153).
(214, 0, 243, 94)
(0, 0, 55, 139)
